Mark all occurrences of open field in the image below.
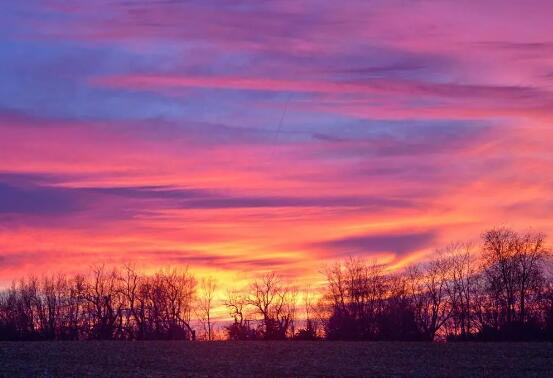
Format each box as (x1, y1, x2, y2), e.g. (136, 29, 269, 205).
(1, 341, 552, 377)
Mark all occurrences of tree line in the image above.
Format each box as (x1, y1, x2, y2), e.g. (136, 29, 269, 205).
(320, 228, 552, 341)
(1, 227, 552, 341)
(0, 266, 196, 340)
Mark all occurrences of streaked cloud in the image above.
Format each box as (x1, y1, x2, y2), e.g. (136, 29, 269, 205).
(0, 0, 552, 283)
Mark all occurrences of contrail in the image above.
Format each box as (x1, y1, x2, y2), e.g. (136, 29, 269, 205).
(272, 93, 292, 146)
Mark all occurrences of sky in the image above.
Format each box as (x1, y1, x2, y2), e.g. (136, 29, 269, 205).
(1, 0, 553, 288)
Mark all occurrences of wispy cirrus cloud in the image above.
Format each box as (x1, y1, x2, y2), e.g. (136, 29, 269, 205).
(0, 0, 553, 283)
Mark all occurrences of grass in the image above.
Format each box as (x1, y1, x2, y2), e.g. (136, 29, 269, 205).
(0, 341, 552, 377)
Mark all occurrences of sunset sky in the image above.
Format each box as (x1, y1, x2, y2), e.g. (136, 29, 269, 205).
(1, 1, 553, 288)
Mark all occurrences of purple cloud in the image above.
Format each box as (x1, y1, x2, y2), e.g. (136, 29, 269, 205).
(315, 231, 437, 257)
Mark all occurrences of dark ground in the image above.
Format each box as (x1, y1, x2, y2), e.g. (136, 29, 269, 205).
(0, 341, 552, 377)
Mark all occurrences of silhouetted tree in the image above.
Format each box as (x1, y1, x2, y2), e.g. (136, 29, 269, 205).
(478, 228, 550, 340)
(323, 258, 388, 340)
(378, 274, 423, 341)
(197, 277, 217, 341)
(224, 290, 259, 340)
(294, 285, 320, 340)
(247, 272, 297, 340)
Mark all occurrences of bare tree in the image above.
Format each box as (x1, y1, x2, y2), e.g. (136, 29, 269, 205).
(294, 284, 322, 339)
(196, 277, 217, 341)
(84, 265, 124, 340)
(513, 231, 549, 322)
(224, 289, 257, 340)
(247, 272, 297, 339)
(158, 268, 197, 340)
(481, 228, 550, 327)
(323, 257, 388, 340)
(439, 243, 479, 338)
(407, 254, 455, 341)
(121, 264, 140, 339)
